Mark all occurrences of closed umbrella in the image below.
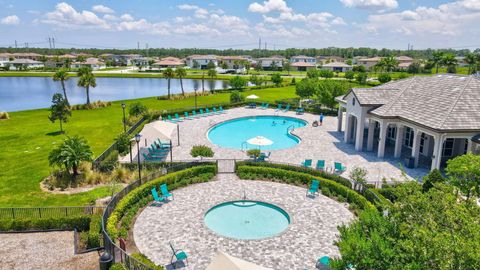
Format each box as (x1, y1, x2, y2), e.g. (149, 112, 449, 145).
(206, 250, 273, 270)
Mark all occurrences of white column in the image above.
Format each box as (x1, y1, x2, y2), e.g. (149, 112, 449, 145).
(431, 135, 443, 171)
(377, 121, 388, 158)
(337, 106, 343, 132)
(394, 125, 404, 158)
(355, 116, 365, 151)
(467, 139, 473, 153)
(344, 113, 350, 143)
(367, 119, 376, 151)
(411, 129, 422, 168)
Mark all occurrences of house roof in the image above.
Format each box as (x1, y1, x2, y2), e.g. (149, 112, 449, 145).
(344, 75, 480, 131)
(72, 57, 104, 65)
(188, 54, 217, 60)
(12, 53, 42, 57)
(358, 56, 383, 62)
(291, 62, 316, 67)
(291, 55, 316, 60)
(154, 58, 184, 66)
(220, 56, 247, 61)
(8, 59, 42, 64)
(322, 62, 352, 68)
(396, 56, 413, 61)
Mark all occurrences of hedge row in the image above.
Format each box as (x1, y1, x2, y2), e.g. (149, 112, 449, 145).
(86, 215, 102, 248)
(236, 161, 352, 188)
(363, 188, 393, 210)
(0, 216, 91, 232)
(107, 165, 217, 239)
(236, 165, 375, 211)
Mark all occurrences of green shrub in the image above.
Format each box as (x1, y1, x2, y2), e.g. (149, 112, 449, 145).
(344, 70, 355, 80)
(246, 149, 261, 159)
(190, 145, 214, 159)
(131, 253, 164, 270)
(230, 90, 245, 103)
(356, 72, 368, 84)
(236, 166, 374, 211)
(378, 73, 392, 83)
(129, 102, 148, 117)
(98, 150, 119, 173)
(86, 215, 102, 248)
(0, 216, 91, 231)
(115, 133, 131, 156)
(109, 264, 126, 270)
(363, 188, 393, 210)
(71, 101, 112, 110)
(107, 165, 217, 239)
(229, 76, 247, 90)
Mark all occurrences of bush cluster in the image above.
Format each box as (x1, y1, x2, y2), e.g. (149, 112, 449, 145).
(71, 101, 112, 110)
(86, 215, 102, 248)
(107, 165, 217, 239)
(0, 216, 91, 231)
(131, 253, 164, 270)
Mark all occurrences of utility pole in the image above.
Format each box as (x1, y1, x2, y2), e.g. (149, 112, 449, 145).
(264, 42, 267, 51)
(52, 37, 55, 49)
(146, 43, 149, 58)
(48, 37, 51, 49)
(137, 41, 140, 50)
(14, 40, 17, 48)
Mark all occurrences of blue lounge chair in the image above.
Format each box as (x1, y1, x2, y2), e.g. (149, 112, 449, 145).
(160, 183, 174, 200)
(301, 159, 312, 168)
(151, 188, 165, 203)
(191, 110, 197, 118)
(334, 162, 347, 173)
(184, 112, 191, 120)
(167, 115, 176, 123)
(275, 104, 282, 111)
(306, 180, 320, 196)
(316, 160, 325, 171)
(219, 106, 226, 113)
(169, 242, 188, 268)
(283, 104, 291, 112)
(174, 113, 183, 122)
(142, 153, 155, 161)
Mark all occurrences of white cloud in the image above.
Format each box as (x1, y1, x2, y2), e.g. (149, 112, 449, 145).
(194, 8, 209, 19)
(340, 0, 398, 10)
(103, 14, 119, 21)
(331, 17, 347, 25)
(117, 18, 170, 35)
(92, 5, 114, 14)
(41, 2, 110, 29)
(177, 4, 199, 10)
(1, 15, 20, 25)
(248, 0, 292, 13)
(120, 14, 134, 22)
(174, 16, 191, 23)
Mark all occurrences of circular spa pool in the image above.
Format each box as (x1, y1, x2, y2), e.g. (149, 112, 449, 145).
(204, 200, 290, 240)
(207, 116, 307, 150)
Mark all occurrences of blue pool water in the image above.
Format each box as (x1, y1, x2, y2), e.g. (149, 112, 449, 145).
(204, 200, 290, 240)
(207, 116, 307, 150)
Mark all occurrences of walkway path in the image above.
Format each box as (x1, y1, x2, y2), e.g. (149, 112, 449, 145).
(133, 174, 354, 269)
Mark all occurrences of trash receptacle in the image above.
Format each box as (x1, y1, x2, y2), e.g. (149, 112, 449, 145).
(99, 251, 113, 270)
(404, 157, 415, 168)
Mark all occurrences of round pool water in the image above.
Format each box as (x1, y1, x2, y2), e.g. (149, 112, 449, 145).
(207, 116, 307, 150)
(204, 200, 290, 240)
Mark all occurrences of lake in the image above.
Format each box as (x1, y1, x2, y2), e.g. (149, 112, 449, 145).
(0, 76, 230, 112)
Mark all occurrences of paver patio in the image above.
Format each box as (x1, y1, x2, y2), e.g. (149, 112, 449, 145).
(133, 174, 354, 269)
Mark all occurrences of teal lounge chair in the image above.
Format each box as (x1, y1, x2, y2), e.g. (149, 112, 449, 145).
(174, 113, 183, 122)
(184, 112, 191, 120)
(167, 115, 176, 123)
(301, 159, 312, 168)
(334, 162, 347, 173)
(275, 104, 282, 111)
(205, 108, 213, 115)
(316, 256, 330, 268)
(156, 139, 171, 148)
(306, 180, 320, 196)
(262, 103, 270, 109)
(199, 109, 206, 117)
(142, 153, 155, 161)
(212, 107, 220, 114)
(219, 106, 226, 113)
(191, 110, 198, 118)
(160, 183, 174, 200)
(296, 107, 305, 115)
(283, 104, 291, 112)
(259, 102, 265, 108)
(169, 242, 188, 269)
(151, 188, 165, 203)
(316, 160, 325, 171)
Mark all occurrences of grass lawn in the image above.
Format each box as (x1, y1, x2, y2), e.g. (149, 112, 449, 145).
(0, 86, 297, 207)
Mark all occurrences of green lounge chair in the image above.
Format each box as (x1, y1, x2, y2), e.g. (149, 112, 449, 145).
(316, 160, 325, 171)
(307, 180, 320, 196)
(334, 162, 347, 173)
(174, 113, 183, 122)
(301, 159, 312, 168)
(160, 183, 174, 200)
(184, 112, 191, 120)
(283, 104, 291, 112)
(275, 104, 282, 111)
(151, 188, 165, 203)
(219, 106, 226, 113)
(169, 242, 188, 269)
(167, 115, 176, 123)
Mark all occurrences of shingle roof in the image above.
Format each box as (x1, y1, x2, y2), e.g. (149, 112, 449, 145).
(322, 62, 352, 68)
(365, 75, 480, 131)
(291, 62, 315, 67)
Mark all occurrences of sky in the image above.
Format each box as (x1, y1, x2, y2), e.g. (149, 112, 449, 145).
(0, 0, 479, 50)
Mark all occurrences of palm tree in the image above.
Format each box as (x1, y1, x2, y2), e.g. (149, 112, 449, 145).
(77, 68, 96, 105)
(64, 58, 72, 70)
(207, 69, 217, 93)
(378, 56, 398, 72)
(441, 53, 458, 73)
(53, 69, 70, 104)
(162, 67, 175, 99)
(464, 53, 478, 74)
(48, 136, 92, 177)
(431, 51, 445, 74)
(175, 67, 187, 96)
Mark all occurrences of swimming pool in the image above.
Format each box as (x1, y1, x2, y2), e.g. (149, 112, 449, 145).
(204, 200, 290, 240)
(207, 116, 307, 150)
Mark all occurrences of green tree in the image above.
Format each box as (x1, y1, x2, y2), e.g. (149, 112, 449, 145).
(249, 73, 263, 87)
(229, 76, 247, 90)
(407, 61, 422, 74)
(53, 68, 70, 104)
(352, 65, 366, 73)
(282, 61, 291, 75)
(77, 68, 96, 105)
(207, 68, 217, 79)
(344, 70, 355, 80)
(378, 56, 399, 72)
(464, 52, 478, 74)
(319, 69, 334, 78)
(220, 61, 228, 69)
(306, 69, 320, 78)
(230, 90, 245, 103)
(190, 145, 214, 160)
(175, 67, 187, 96)
(422, 169, 445, 192)
(349, 166, 367, 191)
(269, 61, 278, 71)
(48, 93, 71, 133)
(38, 55, 48, 71)
(446, 153, 480, 199)
(162, 67, 175, 99)
(271, 73, 283, 86)
(115, 133, 131, 156)
(255, 61, 263, 71)
(295, 78, 317, 99)
(206, 61, 216, 70)
(129, 102, 148, 117)
(356, 72, 368, 85)
(442, 53, 458, 73)
(243, 60, 251, 74)
(431, 51, 445, 74)
(378, 73, 392, 83)
(192, 60, 199, 69)
(147, 59, 155, 69)
(48, 136, 93, 177)
(316, 80, 349, 109)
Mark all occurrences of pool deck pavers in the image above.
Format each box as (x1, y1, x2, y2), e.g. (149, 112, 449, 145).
(159, 107, 429, 183)
(133, 174, 354, 270)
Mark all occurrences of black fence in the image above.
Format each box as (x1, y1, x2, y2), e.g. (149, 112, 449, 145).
(101, 160, 216, 270)
(0, 206, 104, 220)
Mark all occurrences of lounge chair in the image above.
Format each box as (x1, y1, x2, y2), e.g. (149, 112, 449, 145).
(262, 103, 270, 109)
(316, 256, 330, 269)
(306, 180, 320, 196)
(151, 188, 165, 203)
(275, 104, 282, 112)
(316, 160, 325, 171)
(184, 112, 191, 120)
(169, 242, 188, 269)
(191, 110, 198, 118)
(199, 109, 206, 117)
(257, 152, 271, 162)
(167, 115, 176, 123)
(212, 107, 221, 114)
(259, 102, 265, 108)
(205, 108, 213, 116)
(296, 107, 305, 115)
(219, 106, 226, 113)
(174, 113, 183, 122)
(160, 183, 174, 200)
(142, 153, 155, 161)
(283, 104, 291, 112)
(301, 159, 312, 168)
(156, 139, 171, 148)
(334, 162, 347, 173)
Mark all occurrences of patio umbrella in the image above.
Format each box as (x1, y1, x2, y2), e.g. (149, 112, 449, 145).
(246, 94, 259, 99)
(247, 136, 273, 147)
(206, 250, 273, 270)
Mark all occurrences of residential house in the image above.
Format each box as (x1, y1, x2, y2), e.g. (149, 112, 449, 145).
(0, 53, 12, 67)
(100, 54, 142, 66)
(396, 56, 414, 70)
(356, 56, 383, 70)
(317, 56, 345, 65)
(291, 62, 316, 71)
(256, 56, 285, 70)
(321, 62, 352, 72)
(152, 57, 184, 69)
(11, 52, 43, 61)
(335, 74, 480, 172)
(70, 57, 106, 70)
(7, 59, 44, 70)
(185, 55, 218, 69)
(290, 55, 317, 65)
(219, 56, 248, 69)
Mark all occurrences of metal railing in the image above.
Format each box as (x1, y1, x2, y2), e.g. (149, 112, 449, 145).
(0, 206, 104, 220)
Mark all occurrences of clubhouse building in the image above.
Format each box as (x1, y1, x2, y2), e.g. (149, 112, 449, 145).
(336, 74, 480, 171)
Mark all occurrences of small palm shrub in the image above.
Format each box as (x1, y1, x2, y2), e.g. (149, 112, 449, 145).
(0, 111, 10, 120)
